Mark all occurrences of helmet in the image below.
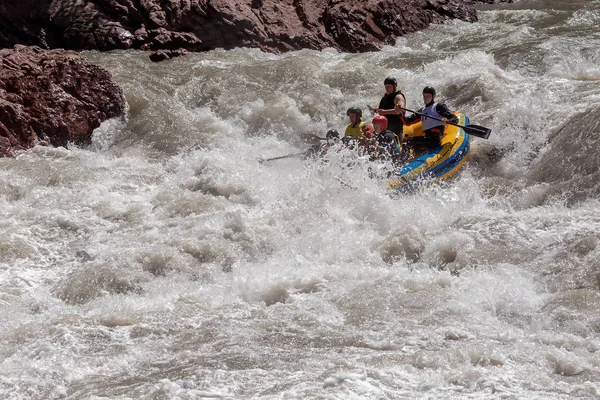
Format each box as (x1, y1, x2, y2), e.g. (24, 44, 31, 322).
(422, 86, 436, 96)
(372, 115, 388, 130)
(326, 129, 340, 139)
(346, 106, 362, 117)
(361, 123, 374, 137)
(384, 77, 397, 86)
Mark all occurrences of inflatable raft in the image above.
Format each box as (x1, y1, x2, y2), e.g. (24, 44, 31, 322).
(387, 112, 470, 194)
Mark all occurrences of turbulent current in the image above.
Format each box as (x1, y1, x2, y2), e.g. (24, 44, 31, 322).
(2, 0, 600, 398)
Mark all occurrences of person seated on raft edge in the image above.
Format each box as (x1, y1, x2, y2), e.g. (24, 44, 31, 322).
(359, 115, 403, 166)
(374, 77, 406, 137)
(344, 106, 367, 140)
(400, 86, 458, 151)
(302, 129, 340, 159)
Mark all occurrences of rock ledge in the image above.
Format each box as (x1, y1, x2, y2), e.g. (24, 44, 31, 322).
(0, 45, 125, 157)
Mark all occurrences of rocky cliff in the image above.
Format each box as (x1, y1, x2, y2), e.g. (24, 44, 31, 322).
(0, 0, 478, 54)
(0, 0, 495, 156)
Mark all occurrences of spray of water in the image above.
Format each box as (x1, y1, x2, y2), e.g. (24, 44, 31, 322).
(1, 1, 600, 398)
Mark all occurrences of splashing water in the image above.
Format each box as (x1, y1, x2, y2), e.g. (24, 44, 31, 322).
(1, 1, 600, 398)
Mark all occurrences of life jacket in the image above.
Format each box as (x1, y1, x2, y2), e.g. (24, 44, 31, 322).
(378, 130, 402, 161)
(344, 121, 366, 139)
(421, 102, 444, 131)
(378, 91, 405, 135)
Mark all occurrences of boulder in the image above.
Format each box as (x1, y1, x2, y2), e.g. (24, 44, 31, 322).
(149, 48, 190, 62)
(0, 45, 125, 157)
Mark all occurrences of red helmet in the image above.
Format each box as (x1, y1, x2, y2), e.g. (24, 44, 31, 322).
(372, 115, 388, 130)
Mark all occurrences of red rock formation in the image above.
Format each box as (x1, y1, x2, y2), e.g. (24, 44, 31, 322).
(0, 1, 53, 49)
(149, 48, 189, 62)
(0, 46, 125, 157)
(0, 0, 478, 54)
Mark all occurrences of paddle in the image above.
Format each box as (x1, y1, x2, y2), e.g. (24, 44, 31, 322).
(396, 106, 492, 139)
(259, 132, 337, 164)
(258, 152, 305, 164)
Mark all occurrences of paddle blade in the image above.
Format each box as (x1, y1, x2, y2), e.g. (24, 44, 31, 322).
(464, 124, 492, 139)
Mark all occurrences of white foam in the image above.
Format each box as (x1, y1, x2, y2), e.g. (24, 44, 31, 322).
(2, 2, 600, 398)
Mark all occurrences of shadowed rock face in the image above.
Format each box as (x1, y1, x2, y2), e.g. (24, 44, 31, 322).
(0, 0, 478, 54)
(0, 46, 125, 157)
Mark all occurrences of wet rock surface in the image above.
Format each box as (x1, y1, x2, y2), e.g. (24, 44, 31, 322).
(149, 49, 190, 62)
(0, 46, 125, 157)
(0, 0, 479, 54)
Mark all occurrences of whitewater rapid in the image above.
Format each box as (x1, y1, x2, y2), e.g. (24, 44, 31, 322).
(1, 0, 600, 398)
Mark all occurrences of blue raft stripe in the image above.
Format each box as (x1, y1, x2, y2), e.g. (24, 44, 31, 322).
(393, 135, 466, 185)
(390, 114, 471, 193)
(424, 133, 470, 178)
(393, 138, 469, 193)
(396, 114, 469, 175)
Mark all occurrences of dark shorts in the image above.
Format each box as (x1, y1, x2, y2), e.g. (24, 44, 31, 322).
(404, 127, 443, 150)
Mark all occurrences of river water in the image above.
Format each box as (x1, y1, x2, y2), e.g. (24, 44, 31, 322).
(2, 0, 600, 398)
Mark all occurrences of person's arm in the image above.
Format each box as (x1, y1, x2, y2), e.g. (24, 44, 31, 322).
(394, 93, 406, 115)
(376, 93, 405, 115)
(302, 143, 324, 159)
(376, 108, 396, 116)
(436, 103, 458, 124)
(400, 112, 421, 126)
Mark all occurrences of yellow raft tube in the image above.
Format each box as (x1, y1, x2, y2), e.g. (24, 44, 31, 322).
(387, 112, 470, 194)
